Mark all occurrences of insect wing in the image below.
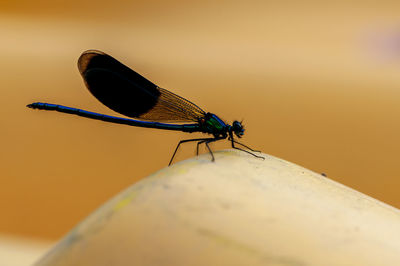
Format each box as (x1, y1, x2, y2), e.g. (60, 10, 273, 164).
(78, 50, 205, 122)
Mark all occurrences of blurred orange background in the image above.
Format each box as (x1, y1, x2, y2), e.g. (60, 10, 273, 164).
(2, 0, 400, 259)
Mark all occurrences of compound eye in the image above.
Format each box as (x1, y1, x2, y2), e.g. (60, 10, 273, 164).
(233, 120, 241, 128)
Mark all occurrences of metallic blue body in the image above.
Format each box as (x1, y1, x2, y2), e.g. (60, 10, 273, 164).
(29, 102, 207, 133)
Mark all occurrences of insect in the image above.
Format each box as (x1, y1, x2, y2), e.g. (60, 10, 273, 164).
(27, 50, 263, 165)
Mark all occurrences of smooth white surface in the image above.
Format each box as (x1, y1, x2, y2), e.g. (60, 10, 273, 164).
(36, 150, 400, 266)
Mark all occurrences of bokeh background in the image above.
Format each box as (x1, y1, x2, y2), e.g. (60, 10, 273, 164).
(2, 0, 400, 264)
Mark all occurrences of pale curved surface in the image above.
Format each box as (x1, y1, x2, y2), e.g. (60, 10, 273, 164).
(35, 150, 400, 266)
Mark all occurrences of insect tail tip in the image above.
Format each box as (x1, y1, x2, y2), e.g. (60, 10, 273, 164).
(26, 103, 38, 109)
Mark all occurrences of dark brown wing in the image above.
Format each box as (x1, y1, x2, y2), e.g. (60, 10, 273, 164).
(78, 50, 206, 122)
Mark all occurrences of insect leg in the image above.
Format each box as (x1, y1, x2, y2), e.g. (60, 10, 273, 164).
(229, 138, 261, 152)
(202, 137, 226, 162)
(230, 138, 264, 160)
(169, 138, 217, 166)
(196, 138, 218, 155)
